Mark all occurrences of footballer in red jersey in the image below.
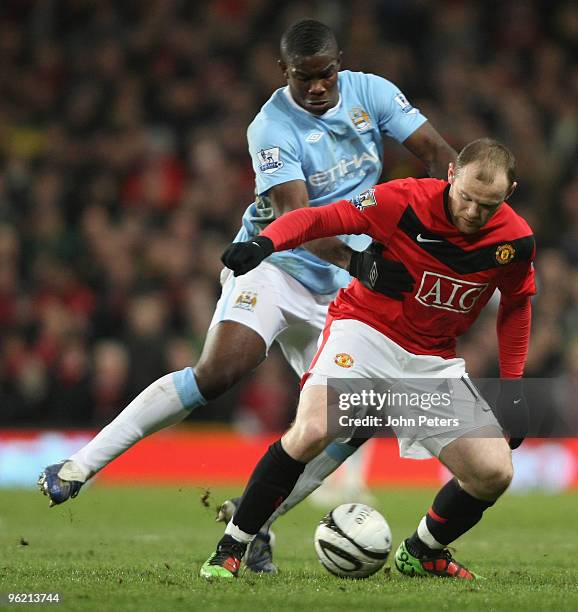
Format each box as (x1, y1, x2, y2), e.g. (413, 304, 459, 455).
(263, 168, 535, 365)
(205, 138, 534, 581)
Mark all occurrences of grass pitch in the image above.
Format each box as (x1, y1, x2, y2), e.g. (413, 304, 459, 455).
(1, 485, 577, 611)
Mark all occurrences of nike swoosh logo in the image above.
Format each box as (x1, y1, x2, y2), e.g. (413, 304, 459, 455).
(416, 234, 444, 243)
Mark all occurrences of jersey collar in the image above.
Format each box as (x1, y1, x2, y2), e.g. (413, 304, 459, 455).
(283, 86, 342, 118)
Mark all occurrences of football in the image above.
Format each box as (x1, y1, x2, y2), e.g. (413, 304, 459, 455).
(314, 503, 392, 579)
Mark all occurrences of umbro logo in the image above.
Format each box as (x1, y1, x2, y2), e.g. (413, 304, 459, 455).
(369, 261, 378, 287)
(416, 234, 443, 244)
(306, 132, 324, 143)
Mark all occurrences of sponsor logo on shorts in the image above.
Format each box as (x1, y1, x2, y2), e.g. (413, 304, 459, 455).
(349, 107, 372, 132)
(415, 272, 489, 313)
(394, 93, 418, 114)
(257, 147, 283, 174)
(495, 243, 516, 265)
(335, 353, 354, 368)
(233, 291, 258, 311)
(349, 188, 377, 212)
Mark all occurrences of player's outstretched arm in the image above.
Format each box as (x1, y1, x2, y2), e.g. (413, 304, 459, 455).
(221, 200, 364, 277)
(403, 122, 457, 180)
(268, 180, 356, 269)
(263, 180, 415, 298)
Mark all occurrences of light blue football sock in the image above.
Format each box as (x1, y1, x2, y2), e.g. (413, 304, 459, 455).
(70, 371, 205, 478)
(325, 440, 358, 462)
(172, 366, 207, 410)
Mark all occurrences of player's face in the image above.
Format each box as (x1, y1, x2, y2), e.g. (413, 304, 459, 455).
(448, 162, 516, 234)
(279, 53, 341, 116)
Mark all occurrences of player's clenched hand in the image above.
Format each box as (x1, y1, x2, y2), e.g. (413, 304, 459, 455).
(496, 379, 529, 450)
(221, 236, 275, 276)
(349, 242, 414, 300)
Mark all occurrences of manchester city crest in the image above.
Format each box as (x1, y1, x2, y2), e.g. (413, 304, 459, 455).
(233, 291, 258, 311)
(349, 107, 372, 132)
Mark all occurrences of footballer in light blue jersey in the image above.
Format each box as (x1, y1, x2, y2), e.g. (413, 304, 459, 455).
(236, 70, 428, 294)
(38, 20, 457, 582)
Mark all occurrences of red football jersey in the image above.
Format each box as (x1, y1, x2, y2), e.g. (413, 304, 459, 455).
(262, 177, 536, 359)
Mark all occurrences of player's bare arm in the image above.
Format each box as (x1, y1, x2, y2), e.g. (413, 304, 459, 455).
(403, 122, 457, 180)
(269, 180, 354, 269)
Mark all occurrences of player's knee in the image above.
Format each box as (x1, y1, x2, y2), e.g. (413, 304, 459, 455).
(193, 360, 244, 399)
(284, 420, 329, 462)
(295, 420, 328, 448)
(476, 462, 513, 498)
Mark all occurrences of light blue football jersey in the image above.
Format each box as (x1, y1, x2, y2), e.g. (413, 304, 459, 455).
(235, 70, 427, 294)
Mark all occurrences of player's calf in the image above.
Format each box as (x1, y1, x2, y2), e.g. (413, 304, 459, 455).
(397, 476, 497, 581)
(282, 384, 334, 462)
(202, 440, 306, 579)
(399, 435, 502, 573)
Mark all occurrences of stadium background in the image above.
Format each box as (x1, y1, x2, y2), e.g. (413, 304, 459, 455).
(0, 0, 577, 490)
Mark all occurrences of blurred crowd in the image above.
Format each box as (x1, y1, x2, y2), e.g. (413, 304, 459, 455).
(0, 0, 576, 430)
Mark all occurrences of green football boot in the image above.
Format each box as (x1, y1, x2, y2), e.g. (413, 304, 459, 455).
(216, 497, 278, 574)
(199, 535, 247, 579)
(394, 539, 480, 580)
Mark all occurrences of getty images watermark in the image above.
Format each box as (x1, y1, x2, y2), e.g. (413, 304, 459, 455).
(325, 378, 577, 440)
(337, 388, 459, 429)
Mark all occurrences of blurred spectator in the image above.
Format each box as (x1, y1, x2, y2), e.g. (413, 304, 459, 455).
(0, 0, 576, 430)
(90, 340, 130, 426)
(234, 348, 297, 435)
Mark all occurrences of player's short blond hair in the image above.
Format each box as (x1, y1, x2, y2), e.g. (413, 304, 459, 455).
(456, 138, 516, 188)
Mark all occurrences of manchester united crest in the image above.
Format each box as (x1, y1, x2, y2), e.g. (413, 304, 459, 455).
(495, 244, 516, 265)
(334, 353, 354, 368)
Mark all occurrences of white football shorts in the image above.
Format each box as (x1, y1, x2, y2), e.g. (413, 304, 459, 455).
(303, 318, 501, 459)
(210, 262, 334, 378)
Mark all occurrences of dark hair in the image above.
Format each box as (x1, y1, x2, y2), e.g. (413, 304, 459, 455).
(455, 138, 517, 187)
(280, 19, 338, 62)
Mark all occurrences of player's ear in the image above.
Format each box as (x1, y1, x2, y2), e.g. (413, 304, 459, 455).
(447, 162, 455, 184)
(505, 181, 518, 201)
(278, 59, 288, 78)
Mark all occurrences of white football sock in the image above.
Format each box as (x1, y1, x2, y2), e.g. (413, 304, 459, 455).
(417, 516, 444, 550)
(225, 521, 255, 544)
(57, 460, 89, 483)
(68, 373, 191, 480)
